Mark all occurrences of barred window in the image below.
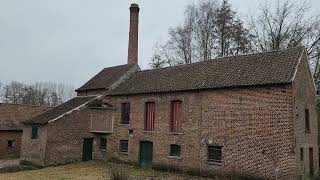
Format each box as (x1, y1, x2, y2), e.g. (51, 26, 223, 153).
(31, 126, 39, 139)
(170, 144, 181, 157)
(100, 138, 107, 150)
(121, 103, 130, 125)
(7, 140, 14, 148)
(120, 140, 128, 153)
(208, 145, 222, 163)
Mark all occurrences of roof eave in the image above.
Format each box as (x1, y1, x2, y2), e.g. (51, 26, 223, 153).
(106, 82, 292, 96)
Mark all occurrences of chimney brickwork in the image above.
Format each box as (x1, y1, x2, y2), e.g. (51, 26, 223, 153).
(127, 3, 140, 65)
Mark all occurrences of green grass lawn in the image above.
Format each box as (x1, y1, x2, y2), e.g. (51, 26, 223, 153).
(0, 161, 203, 180)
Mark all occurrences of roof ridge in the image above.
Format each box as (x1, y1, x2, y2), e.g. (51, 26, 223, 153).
(138, 46, 305, 73)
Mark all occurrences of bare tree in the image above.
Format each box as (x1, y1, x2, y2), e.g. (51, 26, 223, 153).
(150, 0, 250, 68)
(0, 81, 76, 106)
(249, 1, 320, 54)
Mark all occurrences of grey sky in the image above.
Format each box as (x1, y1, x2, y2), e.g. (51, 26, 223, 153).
(0, 0, 319, 88)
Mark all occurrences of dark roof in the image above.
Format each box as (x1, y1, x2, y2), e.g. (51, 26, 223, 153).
(23, 96, 97, 125)
(0, 104, 50, 130)
(76, 64, 136, 92)
(108, 47, 305, 95)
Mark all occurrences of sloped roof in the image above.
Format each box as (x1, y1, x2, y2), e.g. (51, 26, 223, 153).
(76, 64, 137, 92)
(108, 47, 305, 95)
(23, 96, 97, 125)
(0, 104, 50, 130)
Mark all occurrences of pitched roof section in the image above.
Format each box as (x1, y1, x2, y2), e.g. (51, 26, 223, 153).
(0, 104, 50, 130)
(76, 64, 137, 92)
(108, 47, 305, 95)
(23, 96, 97, 125)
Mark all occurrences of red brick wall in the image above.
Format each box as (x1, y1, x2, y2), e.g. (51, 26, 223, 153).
(0, 130, 22, 158)
(102, 92, 203, 169)
(20, 125, 48, 166)
(101, 86, 298, 179)
(44, 109, 114, 166)
(199, 86, 295, 178)
(292, 52, 319, 177)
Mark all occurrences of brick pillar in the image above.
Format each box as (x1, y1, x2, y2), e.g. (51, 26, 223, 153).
(127, 3, 139, 65)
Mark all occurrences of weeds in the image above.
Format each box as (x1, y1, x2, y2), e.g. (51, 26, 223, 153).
(110, 166, 130, 180)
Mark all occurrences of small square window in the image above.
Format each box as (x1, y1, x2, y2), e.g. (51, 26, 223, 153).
(7, 140, 14, 148)
(208, 145, 222, 163)
(100, 138, 107, 150)
(120, 140, 128, 153)
(31, 126, 39, 139)
(170, 144, 181, 157)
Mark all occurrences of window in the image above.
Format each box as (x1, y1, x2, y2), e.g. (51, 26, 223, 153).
(120, 140, 128, 153)
(170, 144, 181, 157)
(170, 100, 182, 132)
(7, 140, 14, 148)
(305, 109, 310, 133)
(208, 145, 222, 163)
(31, 126, 39, 139)
(300, 148, 304, 162)
(144, 102, 155, 131)
(121, 103, 130, 125)
(100, 138, 107, 150)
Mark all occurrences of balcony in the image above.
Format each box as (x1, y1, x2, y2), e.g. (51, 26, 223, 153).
(90, 112, 114, 133)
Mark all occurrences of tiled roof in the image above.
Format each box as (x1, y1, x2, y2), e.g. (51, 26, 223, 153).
(108, 47, 305, 95)
(0, 104, 50, 130)
(23, 96, 97, 125)
(76, 64, 137, 92)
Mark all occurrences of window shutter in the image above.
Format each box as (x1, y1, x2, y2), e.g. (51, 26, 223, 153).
(145, 102, 155, 131)
(171, 100, 182, 132)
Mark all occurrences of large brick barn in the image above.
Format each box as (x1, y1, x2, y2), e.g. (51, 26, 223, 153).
(0, 103, 49, 159)
(20, 3, 318, 179)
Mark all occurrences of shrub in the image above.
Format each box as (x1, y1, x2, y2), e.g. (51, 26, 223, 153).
(110, 166, 130, 180)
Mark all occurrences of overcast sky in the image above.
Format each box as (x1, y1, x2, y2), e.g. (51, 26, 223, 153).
(0, 0, 319, 88)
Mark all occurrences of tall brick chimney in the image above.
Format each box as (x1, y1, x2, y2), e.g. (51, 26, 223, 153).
(127, 3, 140, 65)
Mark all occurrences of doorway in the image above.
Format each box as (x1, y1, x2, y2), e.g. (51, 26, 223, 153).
(82, 138, 93, 161)
(139, 141, 153, 169)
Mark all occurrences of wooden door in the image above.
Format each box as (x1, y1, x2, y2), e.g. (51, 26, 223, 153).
(139, 141, 153, 169)
(82, 138, 93, 161)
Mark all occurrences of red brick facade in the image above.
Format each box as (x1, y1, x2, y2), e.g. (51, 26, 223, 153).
(20, 53, 318, 178)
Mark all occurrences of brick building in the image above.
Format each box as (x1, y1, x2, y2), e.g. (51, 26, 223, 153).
(0, 103, 49, 159)
(20, 3, 318, 179)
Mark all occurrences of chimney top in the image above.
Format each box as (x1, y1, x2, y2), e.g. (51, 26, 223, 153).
(130, 3, 140, 12)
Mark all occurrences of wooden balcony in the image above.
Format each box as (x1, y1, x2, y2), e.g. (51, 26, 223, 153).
(90, 112, 114, 133)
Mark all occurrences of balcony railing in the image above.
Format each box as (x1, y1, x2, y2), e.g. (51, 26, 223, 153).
(90, 112, 114, 133)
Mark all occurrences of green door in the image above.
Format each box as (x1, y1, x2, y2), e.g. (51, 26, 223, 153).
(139, 141, 153, 169)
(82, 138, 93, 161)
